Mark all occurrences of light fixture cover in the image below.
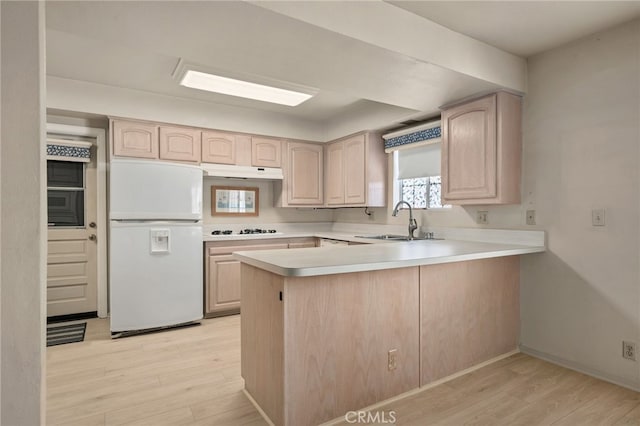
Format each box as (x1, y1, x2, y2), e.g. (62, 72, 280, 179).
(179, 69, 314, 107)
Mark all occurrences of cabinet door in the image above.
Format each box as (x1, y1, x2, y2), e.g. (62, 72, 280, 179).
(344, 135, 366, 204)
(159, 126, 201, 163)
(441, 94, 497, 200)
(201, 131, 237, 164)
(325, 141, 345, 205)
(252, 137, 282, 168)
(112, 120, 159, 159)
(287, 142, 323, 205)
(207, 254, 241, 314)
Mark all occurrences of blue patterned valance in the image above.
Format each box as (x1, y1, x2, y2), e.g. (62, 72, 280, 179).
(46, 139, 92, 163)
(383, 121, 441, 153)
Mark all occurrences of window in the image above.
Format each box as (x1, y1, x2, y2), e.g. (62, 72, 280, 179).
(384, 120, 450, 210)
(399, 176, 449, 209)
(47, 160, 85, 227)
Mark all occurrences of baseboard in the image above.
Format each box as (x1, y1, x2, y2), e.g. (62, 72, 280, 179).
(243, 389, 275, 426)
(47, 311, 98, 324)
(520, 345, 640, 392)
(319, 349, 521, 426)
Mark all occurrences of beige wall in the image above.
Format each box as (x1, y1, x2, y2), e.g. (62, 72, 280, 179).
(520, 19, 640, 388)
(1, 1, 46, 423)
(202, 178, 332, 225)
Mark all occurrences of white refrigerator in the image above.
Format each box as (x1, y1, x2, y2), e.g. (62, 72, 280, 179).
(109, 159, 203, 334)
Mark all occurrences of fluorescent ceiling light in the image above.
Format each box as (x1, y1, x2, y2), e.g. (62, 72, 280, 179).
(179, 70, 314, 106)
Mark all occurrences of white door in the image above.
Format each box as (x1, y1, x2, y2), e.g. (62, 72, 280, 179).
(46, 148, 98, 317)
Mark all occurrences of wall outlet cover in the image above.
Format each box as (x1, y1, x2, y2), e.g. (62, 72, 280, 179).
(388, 349, 398, 371)
(623, 341, 636, 361)
(526, 210, 536, 225)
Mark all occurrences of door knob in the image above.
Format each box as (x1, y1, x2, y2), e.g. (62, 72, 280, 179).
(88, 234, 97, 241)
(89, 222, 97, 228)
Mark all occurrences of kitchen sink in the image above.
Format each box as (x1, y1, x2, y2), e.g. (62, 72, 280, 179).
(355, 234, 444, 241)
(356, 234, 407, 240)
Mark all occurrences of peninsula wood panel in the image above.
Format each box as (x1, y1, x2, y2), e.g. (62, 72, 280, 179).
(283, 267, 420, 426)
(420, 256, 520, 385)
(241, 264, 285, 426)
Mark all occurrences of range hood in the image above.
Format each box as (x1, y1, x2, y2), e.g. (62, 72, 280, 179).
(201, 163, 284, 180)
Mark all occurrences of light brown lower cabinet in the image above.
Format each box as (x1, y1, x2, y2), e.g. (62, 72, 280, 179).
(420, 256, 520, 385)
(241, 255, 520, 426)
(204, 238, 318, 317)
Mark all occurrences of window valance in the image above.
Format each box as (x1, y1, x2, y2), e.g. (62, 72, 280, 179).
(46, 138, 92, 163)
(383, 120, 441, 153)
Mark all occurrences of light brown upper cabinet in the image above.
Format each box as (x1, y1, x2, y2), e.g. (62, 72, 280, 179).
(325, 132, 386, 207)
(201, 131, 251, 166)
(159, 126, 201, 163)
(251, 137, 282, 168)
(325, 141, 345, 204)
(276, 141, 324, 206)
(441, 92, 522, 205)
(112, 119, 159, 159)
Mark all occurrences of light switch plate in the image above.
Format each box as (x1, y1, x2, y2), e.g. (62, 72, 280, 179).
(592, 209, 605, 226)
(477, 211, 488, 225)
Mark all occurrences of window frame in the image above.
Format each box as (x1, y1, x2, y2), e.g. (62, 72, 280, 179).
(392, 151, 450, 210)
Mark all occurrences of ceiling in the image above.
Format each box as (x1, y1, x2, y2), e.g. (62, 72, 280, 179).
(44, 1, 640, 136)
(389, 1, 640, 57)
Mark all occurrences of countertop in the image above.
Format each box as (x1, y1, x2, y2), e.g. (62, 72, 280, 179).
(202, 231, 376, 243)
(232, 237, 545, 277)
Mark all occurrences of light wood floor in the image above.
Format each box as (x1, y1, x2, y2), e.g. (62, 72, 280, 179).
(47, 315, 640, 426)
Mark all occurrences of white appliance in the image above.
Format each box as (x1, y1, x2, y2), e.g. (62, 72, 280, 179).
(201, 163, 283, 180)
(109, 159, 203, 334)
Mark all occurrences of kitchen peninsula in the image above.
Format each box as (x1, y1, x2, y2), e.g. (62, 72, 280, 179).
(234, 236, 545, 426)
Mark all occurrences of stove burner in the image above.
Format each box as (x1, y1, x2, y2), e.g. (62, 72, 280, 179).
(239, 228, 277, 234)
(211, 229, 277, 235)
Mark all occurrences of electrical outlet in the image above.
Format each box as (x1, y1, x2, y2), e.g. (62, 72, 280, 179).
(477, 211, 489, 225)
(388, 349, 398, 371)
(526, 210, 536, 225)
(623, 341, 636, 361)
(592, 208, 606, 226)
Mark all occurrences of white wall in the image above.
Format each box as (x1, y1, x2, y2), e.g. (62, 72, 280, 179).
(1, 1, 46, 423)
(202, 178, 332, 226)
(520, 19, 640, 388)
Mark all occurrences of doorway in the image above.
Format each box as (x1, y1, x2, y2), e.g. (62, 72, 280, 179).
(46, 124, 107, 318)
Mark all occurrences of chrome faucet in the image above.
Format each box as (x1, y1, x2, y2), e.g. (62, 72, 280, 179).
(392, 201, 418, 240)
